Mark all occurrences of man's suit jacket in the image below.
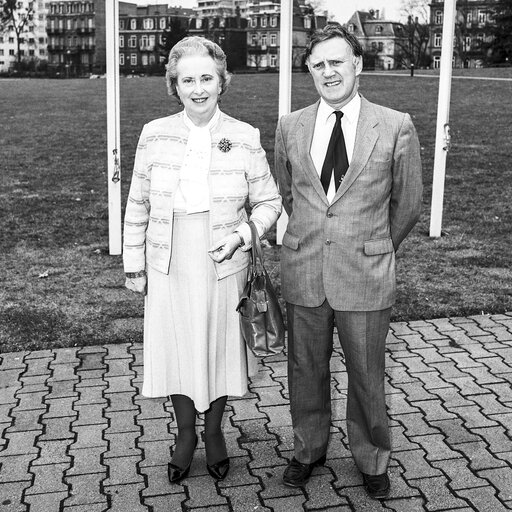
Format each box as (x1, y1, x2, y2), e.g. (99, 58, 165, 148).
(274, 96, 423, 311)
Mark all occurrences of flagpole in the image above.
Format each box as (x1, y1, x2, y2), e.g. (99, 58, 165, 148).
(106, 0, 122, 254)
(429, 0, 456, 238)
(276, 0, 293, 244)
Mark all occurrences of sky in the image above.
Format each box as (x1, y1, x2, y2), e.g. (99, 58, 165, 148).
(131, 0, 405, 23)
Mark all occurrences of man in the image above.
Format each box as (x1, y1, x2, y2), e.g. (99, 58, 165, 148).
(274, 23, 423, 498)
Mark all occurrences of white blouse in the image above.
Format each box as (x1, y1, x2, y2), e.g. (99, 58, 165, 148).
(174, 107, 221, 213)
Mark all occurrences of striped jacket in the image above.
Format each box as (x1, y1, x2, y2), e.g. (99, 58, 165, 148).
(123, 110, 282, 279)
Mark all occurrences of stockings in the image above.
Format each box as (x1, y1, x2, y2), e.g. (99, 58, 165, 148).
(170, 394, 228, 468)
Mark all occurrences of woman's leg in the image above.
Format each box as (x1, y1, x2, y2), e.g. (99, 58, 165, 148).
(170, 394, 197, 469)
(204, 395, 228, 465)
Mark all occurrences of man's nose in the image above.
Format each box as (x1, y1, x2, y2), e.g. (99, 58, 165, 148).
(322, 63, 335, 76)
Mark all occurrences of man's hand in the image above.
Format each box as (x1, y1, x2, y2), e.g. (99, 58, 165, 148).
(125, 275, 147, 295)
(208, 233, 242, 263)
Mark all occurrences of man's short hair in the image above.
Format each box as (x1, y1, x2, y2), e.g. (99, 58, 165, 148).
(305, 22, 364, 61)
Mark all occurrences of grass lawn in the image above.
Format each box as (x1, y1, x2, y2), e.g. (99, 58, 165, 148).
(1, 71, 511, 352)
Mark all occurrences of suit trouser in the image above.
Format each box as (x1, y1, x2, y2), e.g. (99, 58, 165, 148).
(286, 300, 391, 475)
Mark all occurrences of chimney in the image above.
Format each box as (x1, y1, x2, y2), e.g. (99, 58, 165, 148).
(375, 10, 379, 19)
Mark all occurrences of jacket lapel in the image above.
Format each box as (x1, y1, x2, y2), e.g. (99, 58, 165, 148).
(332, 97, 379, 202)
(296, 101, 330, 205)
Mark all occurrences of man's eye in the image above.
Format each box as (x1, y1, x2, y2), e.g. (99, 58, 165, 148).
(313, 63, 324, 70)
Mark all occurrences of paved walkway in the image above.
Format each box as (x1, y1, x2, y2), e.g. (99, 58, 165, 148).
(1, 313, 512, 512)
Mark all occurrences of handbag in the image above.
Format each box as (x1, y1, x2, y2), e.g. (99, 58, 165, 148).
(236, 221, 285, 357)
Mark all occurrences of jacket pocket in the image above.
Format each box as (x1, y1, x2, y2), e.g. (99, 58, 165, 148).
(282, 231, 300, 250)
(364, 238, 394, 256)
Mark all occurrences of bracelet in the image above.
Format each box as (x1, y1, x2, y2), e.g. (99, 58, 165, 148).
(125, 270, 146, 279)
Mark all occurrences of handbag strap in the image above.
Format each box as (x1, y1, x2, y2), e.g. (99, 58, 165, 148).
(248, 221, 265, 272)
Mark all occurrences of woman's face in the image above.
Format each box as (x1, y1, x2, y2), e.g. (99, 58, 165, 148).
(175, 54, 222, 126)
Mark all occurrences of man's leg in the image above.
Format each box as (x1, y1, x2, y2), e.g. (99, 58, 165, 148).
(287, 300, 335, 463)
(334, 309, 391, 476)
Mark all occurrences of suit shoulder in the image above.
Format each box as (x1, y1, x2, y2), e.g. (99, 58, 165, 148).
(363, 99, 410, 124)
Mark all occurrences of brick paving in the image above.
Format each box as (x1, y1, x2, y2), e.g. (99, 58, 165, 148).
(1, 313, 512, 511)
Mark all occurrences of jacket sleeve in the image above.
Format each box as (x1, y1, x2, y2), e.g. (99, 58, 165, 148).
(239, 126, 281, 242)
(123, 125, 151, 273)
(274, 117, 293, 217)
(390, 113, 423, 250)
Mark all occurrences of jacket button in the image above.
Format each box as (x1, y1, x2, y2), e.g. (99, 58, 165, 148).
(325, 239, 331, 245)
(327, 212, 333, 218)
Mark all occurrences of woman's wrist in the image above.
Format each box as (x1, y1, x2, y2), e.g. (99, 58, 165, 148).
(125, 270, 146, 279)
(234, 232, 244, 248)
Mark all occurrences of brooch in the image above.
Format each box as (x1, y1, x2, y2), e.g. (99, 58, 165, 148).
(217, 138, 232, 153)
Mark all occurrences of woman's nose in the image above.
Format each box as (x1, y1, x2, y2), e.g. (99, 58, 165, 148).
(193, 80, 203, 93)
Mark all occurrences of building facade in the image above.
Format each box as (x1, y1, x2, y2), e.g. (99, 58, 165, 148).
(46, 0, 107, 76)
(189, 15, 248, 71)
(246, 0, 326, 70)
(429, 0, 499, 68)
(0, 0, 49, 73)
(346, 10, 407, 70)
(119, 4, 193, 74)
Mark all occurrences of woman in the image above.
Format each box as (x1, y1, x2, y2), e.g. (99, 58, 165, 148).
(123, 36, 281, 483)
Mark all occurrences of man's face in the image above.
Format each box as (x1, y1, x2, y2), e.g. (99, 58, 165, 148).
(307, 37, 362, 110)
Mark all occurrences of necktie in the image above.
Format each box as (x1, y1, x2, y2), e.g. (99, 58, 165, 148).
(320, 111, 349, 195)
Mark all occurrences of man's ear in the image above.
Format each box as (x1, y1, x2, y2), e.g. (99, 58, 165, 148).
(354, 55, 363, 76)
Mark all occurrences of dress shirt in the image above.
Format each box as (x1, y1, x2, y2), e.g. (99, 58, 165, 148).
(310, 94, 361, 203)
(174, 107, 221, 213)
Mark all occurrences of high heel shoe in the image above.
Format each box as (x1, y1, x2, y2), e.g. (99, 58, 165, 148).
(168, 435, 198, 483)
(206, 457, 230, 480)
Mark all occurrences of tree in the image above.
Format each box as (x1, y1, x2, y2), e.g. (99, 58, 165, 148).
(0, 0, 34, 72)
(396, 0, 431, 68)
(485, 0, 512, 65)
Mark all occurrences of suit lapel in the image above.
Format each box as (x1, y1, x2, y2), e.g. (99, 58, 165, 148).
(296, 101, 330, 205)
(332, 97, 379, 202)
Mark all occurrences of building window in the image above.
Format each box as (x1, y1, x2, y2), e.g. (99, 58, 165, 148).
(435, 10, 442, 24)
(9, 49, 15, 55)
(250, 17, 257, 28)
(29, 49, 35, 56)
(129, 35, 137, 48)
(149, 35, 155, 48)
(149, 54, 155, 64)
(433, 55, 440, 69)
(252, 34, 258, 46)
(270, 54, 277, 67)
(39, 49, 45, 55)
(375, 25, 382, 34)
(477, 10, 487, 25)
(348, 24, 355, 33)
(304, 17, 311, 29)
(261, 34, 267, 47)
(371, 42, 377, 50)
(142, 54, 148, 66)
(378, 42, 383, 51)
(270, 16, 277, 27)
(0, 49, 3, 55)
(141, 35, 148, 48)
(143, 18, 154, 30)
(120, 19, 125, 29)
(261, 16, 267, 27)
(464, 36, 471, 51)
(160, 17, 166, 29)
(434, 33, 441, 47)
(196, 18, 202, 29)
(270, 33, 277, 46)
(9, 37, 14, 43)
(120, 53, 125, 65)
(466, 11, 472, 26)
(131, 53, 137, 65)
(119, 35, 124, 48)
(130, 19, 136, 30)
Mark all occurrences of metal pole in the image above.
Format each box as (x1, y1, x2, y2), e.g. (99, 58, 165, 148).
(106, 0, 122, 254)
(276, 0, 293, 244)
(429, 0, 456, 238)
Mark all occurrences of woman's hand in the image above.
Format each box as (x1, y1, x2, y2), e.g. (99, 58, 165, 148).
(208, 233, 243, 263)
(125, 275, 147, 295)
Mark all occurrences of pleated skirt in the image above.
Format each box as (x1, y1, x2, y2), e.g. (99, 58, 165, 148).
(141, 211, 257, 412)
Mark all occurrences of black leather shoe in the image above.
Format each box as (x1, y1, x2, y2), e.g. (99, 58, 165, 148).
(282, 454, 327, 487)
(206, 457, 230, 480)
(362, 472, 390, 499)
(168, 435, 198, 483)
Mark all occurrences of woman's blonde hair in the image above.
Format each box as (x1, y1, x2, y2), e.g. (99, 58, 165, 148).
(165, 36, 232, 99)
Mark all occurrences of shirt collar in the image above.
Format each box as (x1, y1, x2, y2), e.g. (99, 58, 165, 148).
(318, 94, 361, 125)
(183, 106, 221, 132)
